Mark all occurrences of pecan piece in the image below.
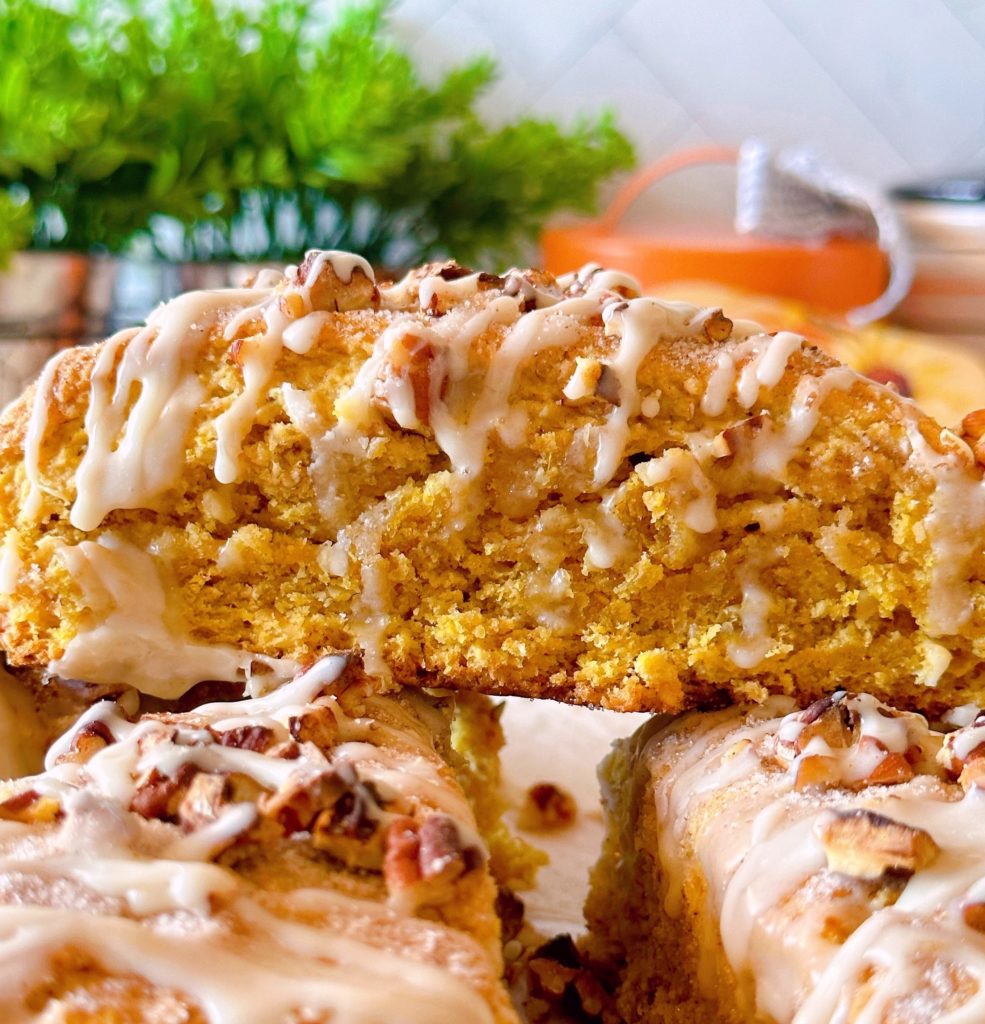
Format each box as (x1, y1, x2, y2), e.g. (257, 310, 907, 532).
(210, 724, 275, 754)
(290, 249, 377, 313)
(418, 813, 480, 882)
(383, 816, 422, 892)
(372, 330, 444, 429)
(517, 783, 577, 832)
(818, 808, 939, 880)
(383, 813, 482, 909)
(130, 763, 199, 823)
(937, 713, 985, 778)
(701, 309, 733, 342)
(178, 772, 229, 831)
(260, 762, 354, 834)
(62, 719, 115, 764)
(310, 773, 385, 869)
(0, 789, 61, 824)
(963, 901, 985, 932)
(793, 754, 841, 791)
(797, 693, 858, 753)
(961, 409, 985, 468)
(288, 705, 339, 751)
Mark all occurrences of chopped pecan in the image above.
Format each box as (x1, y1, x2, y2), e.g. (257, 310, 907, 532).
(268, 739, 302, 761)
(517, 783, 577, 832)
(130, 763, 199, 823)
(177, 772, 229, 831)
(861, 743, 914, 786)
(818, 808, 939, 881)
(291, 249, 378, 313)
(383, 813, 482, 909)
(793, 754, 842, 791)
(797, 693, 858, 752)
(959, 760, 985, 792)
(418, 813, 480, 881)
(311, 779, 385, 870)
(702, 309, 733, 342)
(0, 789, 61, 824)
(917, 416, 975, 466)
(594, 365, 621, 404)
(383, 816, 422, 892)
(310, 767, 385, 869)
(372, 330, 444, 428)
(210, 724, 275, 754)
(716, 413, 770, 461)
(288, 705, 339, 750)
(260, 766, 351, 835)
(937, 715, 985, 778)
(496, 886, 525, 944)
(435, 262, 474, 282)
(963, 901, 985, 932)
(64, 719, 115, 764)
(961, 408, 985, 467)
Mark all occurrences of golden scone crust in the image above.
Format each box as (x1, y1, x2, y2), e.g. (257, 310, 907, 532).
(0, 252, 983, 711)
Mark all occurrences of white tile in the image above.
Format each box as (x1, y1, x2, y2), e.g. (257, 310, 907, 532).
(395, 2, 536, 114)
(762, 0, 985, 174)
(536, 34, 693, 152)
(941, 0, 985, 49)
(615, 0, 915, 183)
(389, 0, 459, 44)
(455, 0, 635, 92)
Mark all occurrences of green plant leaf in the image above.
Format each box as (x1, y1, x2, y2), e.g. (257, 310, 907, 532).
(0, 0, 635, 264)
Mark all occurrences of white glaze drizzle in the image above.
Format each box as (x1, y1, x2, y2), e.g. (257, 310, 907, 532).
(71, 289, 266, 531)
(21, 347, 81, 519)
(727, 555, 778, 669)
(51, 534, 299, 698)
(904, 423, 985, 636)
(636, 448, 718, 533)
(214, 252, 373, 485)
(0, 530, 22, 596)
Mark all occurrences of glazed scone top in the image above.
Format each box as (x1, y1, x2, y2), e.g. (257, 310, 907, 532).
(2, 250, 985, 709)
(0, 654, 511, 1023)
(640, 694, 985, 1023)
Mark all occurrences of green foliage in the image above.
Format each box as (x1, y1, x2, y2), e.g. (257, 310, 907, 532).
(0, 187, 32, 266)
(0, 0, 634, 266)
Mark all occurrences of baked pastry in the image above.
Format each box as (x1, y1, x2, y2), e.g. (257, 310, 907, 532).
(585, 692, 985, 1022)
(658, 279, 985, 428)
(2, 251, 984, 712)
(0, 653, 521, 1022)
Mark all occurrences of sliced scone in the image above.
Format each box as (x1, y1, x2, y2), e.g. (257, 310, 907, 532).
(585, 693, 985, 1022)
(1, 251, 984, 712)
(0, 654, 520, 1023)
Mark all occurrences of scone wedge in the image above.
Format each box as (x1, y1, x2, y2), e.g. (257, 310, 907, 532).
(586, 692, 985, 1022)
(0, 654, 519, 1023)
(1, 251, 984, 712)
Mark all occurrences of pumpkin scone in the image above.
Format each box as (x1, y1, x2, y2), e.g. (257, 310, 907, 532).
(0, 654, 520, 1023)
(1, 251, 984, 712)
(585, 692, 985, 1023)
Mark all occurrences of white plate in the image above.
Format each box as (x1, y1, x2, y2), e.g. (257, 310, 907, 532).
(499, 697, 650, 935)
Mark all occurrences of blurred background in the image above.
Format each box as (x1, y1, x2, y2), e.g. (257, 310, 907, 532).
(1, 0, 984, 418)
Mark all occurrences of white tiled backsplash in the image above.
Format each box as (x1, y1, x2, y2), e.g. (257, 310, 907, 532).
(389, 0, 984, 218)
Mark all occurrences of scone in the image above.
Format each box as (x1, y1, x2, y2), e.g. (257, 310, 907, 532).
(585, 693, 985, 1022)
(2, 250, 984, 713)
(0, 653, 520, 1023)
